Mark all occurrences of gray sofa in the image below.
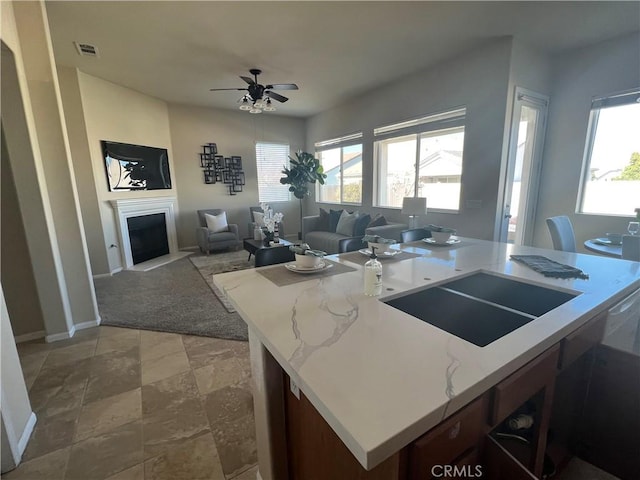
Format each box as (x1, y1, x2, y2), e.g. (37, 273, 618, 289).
(302, 214, 407, 254)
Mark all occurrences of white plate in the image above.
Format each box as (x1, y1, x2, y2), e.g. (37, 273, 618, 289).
(284, 262, 333, 274)
(358, 249, 400, 257)
(422, 237, 461, 246)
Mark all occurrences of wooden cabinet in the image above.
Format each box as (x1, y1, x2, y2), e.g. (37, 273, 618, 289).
(408, 396, 487, 480)
(558, 312, 606, 371)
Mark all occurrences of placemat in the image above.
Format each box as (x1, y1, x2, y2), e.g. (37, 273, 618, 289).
(257, 259, 357, 287)
(338, 250, 422, 265)
(510, 255, 589, 279)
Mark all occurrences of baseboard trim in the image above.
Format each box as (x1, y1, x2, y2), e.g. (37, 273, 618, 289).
(110, 267, 123, 275)
(75, 317, 101, 331)
(17, 412, 37, 457)
(93, 272, 113, 279)
(45, 325, 75, 343)
(14, 330, 46, 343)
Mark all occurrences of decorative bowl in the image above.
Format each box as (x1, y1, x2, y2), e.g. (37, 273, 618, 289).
(295, 253, 322, 268)
(431, 231, 454, 244)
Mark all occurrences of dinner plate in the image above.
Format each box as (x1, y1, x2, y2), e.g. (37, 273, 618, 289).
(594, 237, 622, 246)
(284, 262, 333, 274)
(422, 237, 461, 246)
(358, 249, 400, 257)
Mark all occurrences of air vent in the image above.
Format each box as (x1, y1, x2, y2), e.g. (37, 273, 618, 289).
(74, 42, 99, 57)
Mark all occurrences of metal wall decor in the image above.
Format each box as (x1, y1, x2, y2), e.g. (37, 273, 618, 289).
(199, 143, 245, 195)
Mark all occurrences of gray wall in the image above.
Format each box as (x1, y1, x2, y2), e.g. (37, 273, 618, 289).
(305, 38, 514, 240)
(167, 104, 306, 245)
(533, 32, 640, 250)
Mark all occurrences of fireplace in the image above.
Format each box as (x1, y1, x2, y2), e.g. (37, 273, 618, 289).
(127, 213, 170, 264)
(110, 197, 180, 269)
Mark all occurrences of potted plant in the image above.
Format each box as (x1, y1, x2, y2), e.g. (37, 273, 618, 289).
(289, 243, 326, 268)
(280, 151, 327, 239)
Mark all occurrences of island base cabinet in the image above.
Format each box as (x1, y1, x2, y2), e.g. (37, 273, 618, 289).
(283, 375, 407, 480)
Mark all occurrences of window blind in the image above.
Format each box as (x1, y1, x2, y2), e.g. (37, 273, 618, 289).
(255, 142, 290, 202)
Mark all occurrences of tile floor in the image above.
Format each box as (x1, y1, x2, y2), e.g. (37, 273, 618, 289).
(6, 326, 258, 480)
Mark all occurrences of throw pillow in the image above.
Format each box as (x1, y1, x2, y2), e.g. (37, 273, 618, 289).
(367, 214, 387, 228)
(353, 213, 372, 237)
(336, 210, 358, 236)
(205, 212, 229, 233)
(329, 209, 344, 233)
(317, 208, 330, 231)
(253, 211, 265, 227)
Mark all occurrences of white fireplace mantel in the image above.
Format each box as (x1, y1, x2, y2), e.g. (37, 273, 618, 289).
(110, 197, 179, 269)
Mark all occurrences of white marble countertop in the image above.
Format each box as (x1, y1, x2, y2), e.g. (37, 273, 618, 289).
(213, 238, 640, 470)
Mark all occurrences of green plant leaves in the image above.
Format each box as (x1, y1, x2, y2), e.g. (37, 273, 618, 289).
(280, 150, 327, 198)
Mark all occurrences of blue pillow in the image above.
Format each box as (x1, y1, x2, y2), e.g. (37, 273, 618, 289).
(353, 214, 371, 237)
(329, 209, 344, 233)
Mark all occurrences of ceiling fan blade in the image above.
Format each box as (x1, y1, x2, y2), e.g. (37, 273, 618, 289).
(240, 76, 255, 85)
(265, 83, 299, 91)
(209, 87, 247, 91)
(266, 91, 288, 103)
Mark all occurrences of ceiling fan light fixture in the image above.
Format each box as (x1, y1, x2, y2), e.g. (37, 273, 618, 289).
(239, 97, 252, 111)
(249, 107, 262, 114)
(253, 99, 265, 109)
(263, 98, 276, 111)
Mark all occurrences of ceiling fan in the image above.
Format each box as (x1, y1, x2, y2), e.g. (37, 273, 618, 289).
(209, 69, 299, 113)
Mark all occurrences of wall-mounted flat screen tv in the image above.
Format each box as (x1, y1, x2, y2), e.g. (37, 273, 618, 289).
(101, 140, 172, 192)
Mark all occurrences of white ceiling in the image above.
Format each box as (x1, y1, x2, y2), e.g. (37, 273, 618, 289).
(45, 1, 640, 118)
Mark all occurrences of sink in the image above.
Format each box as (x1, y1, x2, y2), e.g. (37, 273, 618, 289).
(384, 273, 578, 347)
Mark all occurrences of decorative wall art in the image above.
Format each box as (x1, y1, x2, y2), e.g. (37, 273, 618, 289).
(102, 140, 172, 191)
(199, 143, 245, 195)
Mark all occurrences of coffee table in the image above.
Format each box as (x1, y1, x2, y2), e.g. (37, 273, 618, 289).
(243, 237, 293, 261)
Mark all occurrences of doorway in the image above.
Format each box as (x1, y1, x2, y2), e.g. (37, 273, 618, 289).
(499, 87, 549, 245)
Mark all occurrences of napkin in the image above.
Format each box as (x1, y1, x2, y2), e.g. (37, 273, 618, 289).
(510, 255, 589, 280)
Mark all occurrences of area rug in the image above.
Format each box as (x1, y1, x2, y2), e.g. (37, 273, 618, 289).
(94, 257, 248, 341)
(189, 249, 254, 313)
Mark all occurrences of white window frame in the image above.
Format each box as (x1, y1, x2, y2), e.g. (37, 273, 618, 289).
(255, 142, 290, 203)
(373, 108, 466, 212)
(577, 88, 640, 216)
(314, 132, 364, 205)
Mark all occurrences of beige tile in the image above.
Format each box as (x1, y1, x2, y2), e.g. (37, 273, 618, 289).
(65, 421, 143, 480)
(43, 340, 97, 368)
(3, 447, 70, 480)
(99, 326, 137, 338)
(29, 357, 93, 397)
(142, 372, 209, 459)
(203, 380, 253, 426)
(141, 349, 190, 385)
(144, 432, 225, 480)
(29, 379, 87, 419)
(182, 336, 237, 369)
(75, 388, 141, 442)
(230, 465, 259, 480)
(19, 351, 49, 390)
(193, 357, 248, 396)
(104, 463, 144, 480)
(84, 346, 140, 404)
(211, 413, 257, 479)
(95, 329, 140, 356)
(16, 339, 51, 358)
(22, 409, 78, 461)
(140, 331, 184, 362)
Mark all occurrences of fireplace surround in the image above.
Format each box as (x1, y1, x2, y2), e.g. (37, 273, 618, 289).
(110, 197, 179, 269)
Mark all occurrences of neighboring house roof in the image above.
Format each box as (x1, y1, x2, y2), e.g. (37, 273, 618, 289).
(324, 153, 363, 181)
(419, 150, 462, 177)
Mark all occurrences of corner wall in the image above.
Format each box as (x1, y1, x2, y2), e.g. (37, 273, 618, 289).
(167, 104, 306, 245)
(532, 32, 640, 250)
(305, 38, 514, 240)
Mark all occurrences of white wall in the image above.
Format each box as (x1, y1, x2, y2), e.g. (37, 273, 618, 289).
(306, 38, 514, 240)
(76, 72, 177, 273)
(533, 32, 640, 250)
(168, 104, 306, 245)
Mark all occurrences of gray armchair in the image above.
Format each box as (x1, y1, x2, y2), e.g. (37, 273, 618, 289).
(196, 209, 241, 254)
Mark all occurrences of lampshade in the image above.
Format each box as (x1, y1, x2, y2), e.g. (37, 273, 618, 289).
(402, 197, 427, 216)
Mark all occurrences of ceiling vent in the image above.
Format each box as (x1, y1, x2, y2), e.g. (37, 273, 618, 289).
(74, 42, 99, 57)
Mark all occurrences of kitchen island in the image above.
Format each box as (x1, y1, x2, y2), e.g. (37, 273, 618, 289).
(212, 238, 640, 480)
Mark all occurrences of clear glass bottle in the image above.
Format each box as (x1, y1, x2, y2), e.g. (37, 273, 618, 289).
(364, 247, 382, 296)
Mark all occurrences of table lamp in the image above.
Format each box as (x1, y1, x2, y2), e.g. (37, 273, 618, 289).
(402, 197, 427, 229)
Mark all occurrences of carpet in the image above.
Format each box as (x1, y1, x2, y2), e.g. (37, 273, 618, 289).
(95, 257, 248, 341)
(189, 250, 254, 313)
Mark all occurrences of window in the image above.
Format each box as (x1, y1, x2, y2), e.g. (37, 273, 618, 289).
(255, 142, 290, 202)
(315, 133, 363, 204)
(374, 108, 466, 210)
(579, 89, 640, 215)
